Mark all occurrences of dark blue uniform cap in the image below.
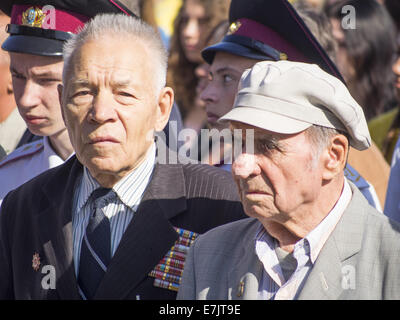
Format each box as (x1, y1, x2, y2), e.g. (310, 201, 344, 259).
(202, 0, 344, 83)
(0, 0, 138, 57)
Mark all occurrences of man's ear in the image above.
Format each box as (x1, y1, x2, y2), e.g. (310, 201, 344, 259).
(155, 86, 174, 132)
(57, 84, 66, 123)
(321, 134, 348, 181)
(6, 78, 13, 95)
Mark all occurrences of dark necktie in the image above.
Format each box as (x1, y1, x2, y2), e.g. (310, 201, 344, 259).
(78, 188, 115, 299)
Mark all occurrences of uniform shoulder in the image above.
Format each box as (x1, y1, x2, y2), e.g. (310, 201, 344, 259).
(344, 163, 370, 189)
(0, 140, 44, 169)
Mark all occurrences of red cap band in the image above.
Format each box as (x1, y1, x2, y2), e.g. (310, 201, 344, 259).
(232, 18, 308, 62)
(11, 4, 90, 34)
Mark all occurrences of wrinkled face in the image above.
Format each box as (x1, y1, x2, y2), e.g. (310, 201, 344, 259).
(10, 53, 65, 137)
(231, 122, 324, 222)
(200, 51, 258, 130)
(61, 37, 162, 179)
(179, 0, 209, 63)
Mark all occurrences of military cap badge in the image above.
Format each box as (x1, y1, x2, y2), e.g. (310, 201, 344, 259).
(22, 7, 45, 28)
(227, 21, 242, 35)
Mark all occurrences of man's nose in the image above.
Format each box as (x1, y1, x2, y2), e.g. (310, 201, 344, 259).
(232, 153, 260, 178)
(200, 82, 218, 104)
(17, 80, 41, 109)
(88, 92, 118, 123)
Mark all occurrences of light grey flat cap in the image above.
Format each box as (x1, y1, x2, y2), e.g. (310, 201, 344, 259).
(220, 60, 371, 151)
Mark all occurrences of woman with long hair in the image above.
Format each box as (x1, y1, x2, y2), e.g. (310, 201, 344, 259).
(324, 0, 397, 121)
(167, 0, 230, 131)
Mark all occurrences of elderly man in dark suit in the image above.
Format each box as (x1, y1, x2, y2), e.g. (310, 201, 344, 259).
(0, 13, 245, 300)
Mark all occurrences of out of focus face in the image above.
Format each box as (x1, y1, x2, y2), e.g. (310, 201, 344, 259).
(330, 18, 355, 83)
(180, 0, 209, 63)
(200, 51, 257, 130)
(394, 57, 400, 99)
(231, 122, 325, 223)
(10, 53, 65, 137)
(61, 36, 171, 185)
(393, 35, 400, 99)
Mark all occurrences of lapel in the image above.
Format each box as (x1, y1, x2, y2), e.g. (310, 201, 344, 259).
(228, 219, 263, 300)
(34, 156, 82, 300)
(94, 164, 187, 299)
(297, 182, 367, 300)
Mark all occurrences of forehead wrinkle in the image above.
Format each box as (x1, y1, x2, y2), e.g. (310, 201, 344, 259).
(71, 67, 136, 88)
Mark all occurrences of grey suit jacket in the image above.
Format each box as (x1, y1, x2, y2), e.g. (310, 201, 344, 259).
(177, 181, 400, 300)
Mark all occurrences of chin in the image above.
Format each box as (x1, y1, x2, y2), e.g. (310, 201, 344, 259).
(79, 153, 120, 175)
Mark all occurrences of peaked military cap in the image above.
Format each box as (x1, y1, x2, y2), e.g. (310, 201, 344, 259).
(202, 0, 344, 82)
(0, 0, 138, 56)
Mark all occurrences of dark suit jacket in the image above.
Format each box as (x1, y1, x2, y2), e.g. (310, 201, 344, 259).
(0, 156, 245, 299)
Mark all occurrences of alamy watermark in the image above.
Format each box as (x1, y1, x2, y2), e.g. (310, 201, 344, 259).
(152, 121, 255, 168)
(341, 5, 356, 30)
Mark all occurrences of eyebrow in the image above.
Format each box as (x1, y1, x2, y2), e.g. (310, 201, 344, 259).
(69, 78, 90, 87)
(213, 67, 241, 75)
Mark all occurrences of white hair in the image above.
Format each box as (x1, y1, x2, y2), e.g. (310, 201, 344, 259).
(63, 13, 167, 96)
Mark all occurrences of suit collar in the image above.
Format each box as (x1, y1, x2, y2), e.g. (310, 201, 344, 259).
(36, 160, 188, 299)
(227, 182, 367, 301)
(35, 156, 82, 299)
(228, 219, 263, 300)
(94, 163, 187, 299)
(297, 182, 367, 299)
(140, 163, 187, 219)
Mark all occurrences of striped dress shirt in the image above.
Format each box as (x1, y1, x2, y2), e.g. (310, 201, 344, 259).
(72, 143, 156, 277)
(255, 179, 352, 300)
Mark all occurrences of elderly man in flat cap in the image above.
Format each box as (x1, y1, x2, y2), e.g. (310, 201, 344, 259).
(178, 61, 400, 300)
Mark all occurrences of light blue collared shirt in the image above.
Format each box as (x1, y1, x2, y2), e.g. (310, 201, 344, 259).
(72, 143, 156, 277)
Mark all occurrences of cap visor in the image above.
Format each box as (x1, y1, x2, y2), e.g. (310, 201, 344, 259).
(219, 106, 312, 134)
(2, 35, 64, 56)
(202, 41, 274, 64)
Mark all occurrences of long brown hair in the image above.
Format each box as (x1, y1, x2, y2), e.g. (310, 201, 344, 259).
(324, 0, 398, 121)
(167, 0, 230, 119)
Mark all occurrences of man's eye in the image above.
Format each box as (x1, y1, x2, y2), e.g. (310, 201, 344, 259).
(38, 78, 60, 85)
(73, 90, 91, 97)
(118, 92, 134, 98)
(12, 73, 25, 80)
(223, 74, 233, 83)
(257, 140, 277, 154)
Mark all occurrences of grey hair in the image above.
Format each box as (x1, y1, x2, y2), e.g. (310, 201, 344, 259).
(62, 13, 168, 96)
(305, 125, 347, 167)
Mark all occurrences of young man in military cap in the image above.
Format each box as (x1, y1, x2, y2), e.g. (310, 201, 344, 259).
(199, 0, 383, 211)
(0, 0, 183, 204)
(0, 10, 26, 160)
